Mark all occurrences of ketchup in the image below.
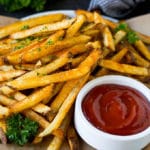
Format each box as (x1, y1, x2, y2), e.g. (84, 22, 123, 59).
(82, 84, 150, 135)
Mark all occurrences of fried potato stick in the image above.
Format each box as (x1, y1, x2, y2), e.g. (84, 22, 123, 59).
(14, 52, 71, 81)
(0, 13, 66, 39)
(47, 109, 73, 150)
(47, 79, 80, 121)
(99, 59, 149, 76)
(39, 74, 89, 137)
(10, 18, 75, 39)
(67, 125, 79, 150)
(0, 70, 25, 82)
(22, 35, 91, 63)
(0, 105, 10, 119)
(134, 40, 150, 60)
(6, 49, 100, 90)
(103, 27, 115, 51)
(66, 15, 86, 38)
(10, 84, 54, 113)
(96, 47, 128, 76)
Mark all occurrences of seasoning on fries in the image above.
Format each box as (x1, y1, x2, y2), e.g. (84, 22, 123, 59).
(0, 9, 149, 150)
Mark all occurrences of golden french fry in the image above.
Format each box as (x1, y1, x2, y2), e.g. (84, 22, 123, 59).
(114, 30, 127, 45)
(10, 18, 75, 39)
(14, 52, 71, 81)
(67, 125, 79, 150)
(75, 9, 94, 22)
(21, 35, 91, 63)
(66, 15, 86, 38)
(96, 47, 128, 76)
(32, 103, 51, 115)
(136, 32, 150, 44)
(47, 109, 72, 150)
(42, 30, 65, 46)
(6, 49, 100, 90)
(42, 83, 64, 104)
(0, 70, 26, 82)
(134, 40, 150, 60)
(39, 74, 89, 137)
(0, 95, 16, 106)
(0, 65, 14, 71)
(0, 105, 10, 119)
(0, 120, 6, 133)
(50, 79, 79, 111)
(93, 11, 117, 29)
(99, 59, 149, 76)
(103, 27, 115, 51)
(10, 84, 54, 113)
(0, 13, 66, 39)
(5, 39, 41, 64)
(129, 49, 150, 67)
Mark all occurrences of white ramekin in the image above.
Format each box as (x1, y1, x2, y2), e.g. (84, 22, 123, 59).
(74, 75, 150, 150)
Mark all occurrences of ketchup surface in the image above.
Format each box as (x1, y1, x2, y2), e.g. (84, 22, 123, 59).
(82, 84, 150, 135)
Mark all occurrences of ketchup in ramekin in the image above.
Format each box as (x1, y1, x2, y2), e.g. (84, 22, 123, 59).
(82, 84, 150, 136)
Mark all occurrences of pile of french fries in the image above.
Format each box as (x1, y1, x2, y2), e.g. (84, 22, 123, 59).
(0, 9, 150, 150)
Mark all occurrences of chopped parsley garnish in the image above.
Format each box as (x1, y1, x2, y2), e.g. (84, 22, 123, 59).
(115, 23, 139, 44)
(6, 113, 38, 146)
(21, 25, 29, 31)
(47, 40, 54, 45)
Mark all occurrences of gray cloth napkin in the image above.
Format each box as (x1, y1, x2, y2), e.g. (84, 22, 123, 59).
(88, 0, 146, 18)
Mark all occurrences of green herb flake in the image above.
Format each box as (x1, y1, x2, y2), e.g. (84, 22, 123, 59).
(6, 113, 38, 146)
(47, 40, 54, 45)
(127, 31, 139, 44)
(21, 25, 29, 31)
(14, 45, 25, 50)
(37, 47, 41, 52)
(115, 23, 139, 44)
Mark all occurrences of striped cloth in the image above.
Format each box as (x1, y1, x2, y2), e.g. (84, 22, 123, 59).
(88, 0, 145, 18)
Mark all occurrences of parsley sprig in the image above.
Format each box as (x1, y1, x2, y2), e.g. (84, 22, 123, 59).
(115, 23, 139, 44)
(6, 113, 39, 146)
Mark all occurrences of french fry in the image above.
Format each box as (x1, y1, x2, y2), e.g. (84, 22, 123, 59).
(0, 120, 6, 133)
(114, 30, 126, 45)
(21, 35, 91, 63)
(39, 74, 89, 137)
(0, 13, 66, 39)
(13, 52, 71, 81)
(75, 9, 94, 22)
(0, 70, 26, 82)
(47, 109, 73, 150)
(134, 40, 150, 60)
(32, 103, 51, 115)
(10, 84, 54, 113)
(67, 125, 79, 150)
(103, 27, 115, 51)
(66, 15, 86, 37)
(136, 32, 150, 44)
(97, 47, 128, 76)
(47, 79, 80, 121)
(6, 49, 100, 90)
(10, 18, 75, 39)
(93, 11, 117, 29)
(99, 59, 149, 76)
(0, 95, 16, 106)
(0, 105, 10, 119)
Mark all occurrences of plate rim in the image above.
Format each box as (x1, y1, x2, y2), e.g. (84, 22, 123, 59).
(21, 10, 118, 22)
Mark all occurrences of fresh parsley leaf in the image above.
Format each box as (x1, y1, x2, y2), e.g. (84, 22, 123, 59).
(21, 25, 29, 31)
(6, 113, 38, 146)
(127, 30, 139, 44)
(115, 23, 139, 44)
